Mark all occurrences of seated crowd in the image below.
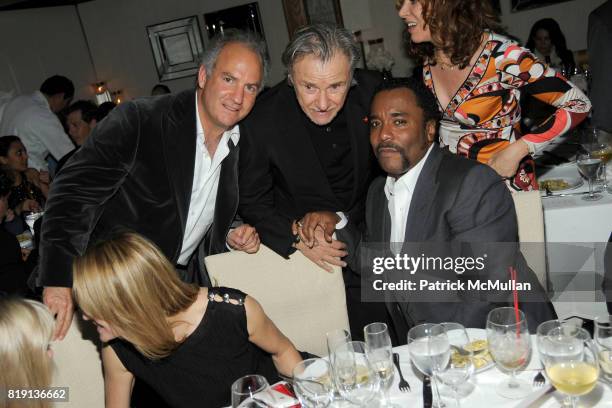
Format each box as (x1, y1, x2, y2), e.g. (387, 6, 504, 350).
(2, 0, 610, 406)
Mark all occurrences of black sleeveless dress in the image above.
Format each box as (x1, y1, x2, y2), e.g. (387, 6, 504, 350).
(109, 287, 279, 408)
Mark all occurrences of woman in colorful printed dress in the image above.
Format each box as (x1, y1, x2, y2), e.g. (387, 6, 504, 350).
(396, 0, 591, 191)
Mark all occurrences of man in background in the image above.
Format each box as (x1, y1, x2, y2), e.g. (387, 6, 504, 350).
(0, 75, 75, 174)
(588, 0, 612, 131)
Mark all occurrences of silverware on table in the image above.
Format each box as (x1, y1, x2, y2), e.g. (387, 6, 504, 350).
(542, 187, 603, 198)
(532, 369, 546, 387)
(393, 352, 411, 392)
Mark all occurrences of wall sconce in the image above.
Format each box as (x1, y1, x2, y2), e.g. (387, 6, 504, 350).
(93, 82, 112, 105)
(111, 90, 123, 104)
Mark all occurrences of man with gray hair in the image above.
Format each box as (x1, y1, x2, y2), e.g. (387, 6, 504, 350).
(239, 24, 389, 340)
(38, 29, 268, 341)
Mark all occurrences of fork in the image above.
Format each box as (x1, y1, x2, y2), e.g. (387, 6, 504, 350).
(533, 369, 546, 387)
(393, 352, 411, 392)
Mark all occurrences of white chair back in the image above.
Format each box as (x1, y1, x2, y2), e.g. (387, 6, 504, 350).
(205, 245, 349, 356)
(512, 190, 547, 289)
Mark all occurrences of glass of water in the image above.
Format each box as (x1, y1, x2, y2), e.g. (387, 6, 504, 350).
(231, 374, 269, 407)
(438, 323, 474, 408)
(594, 315, 612, 383)
(364, 323, 399, 407)
(577, 152, 603, 201)
(293, 358, 334, 408)
(407, 323, 450, 408)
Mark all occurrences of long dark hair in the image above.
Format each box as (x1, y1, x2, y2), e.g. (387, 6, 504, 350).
(526, 18, 570, 57)
(0, 135, 21, 158)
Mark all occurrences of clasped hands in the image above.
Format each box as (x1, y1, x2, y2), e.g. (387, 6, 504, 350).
(226, 224, 260, 253)
(293, 211, 347, 273)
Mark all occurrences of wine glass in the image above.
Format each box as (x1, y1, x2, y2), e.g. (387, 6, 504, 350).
(407, 323, 450, 408)
(536, 319, 585, 364)
(576, 152, 603, 201)
(583, 127, 612, 192)
(293, 358, 334, 408)
(326, 328, 351, 404)
(542, 326, 599, 408)
(331, 341, 380, 406)
(231, 374, 269, 407)
(364, 322, 399, 407)
(594, 315, 612, 383)
(437, 323, 474, 408)
(486, 307, 532, 399)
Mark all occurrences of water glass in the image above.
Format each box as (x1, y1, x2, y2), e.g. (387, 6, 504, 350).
(293, 358, 334, 408)
(407, 323, 450, 408)
(438, 323, 474, 408)
(486, 307, 532, 399)
(542, 327, 599, 408)
(331, 341, 380, 406)
(364, 323, 398, 407)
(231, 374, 269, 407)
(576, 152, 603, 201)
(594, 315, 612, 382)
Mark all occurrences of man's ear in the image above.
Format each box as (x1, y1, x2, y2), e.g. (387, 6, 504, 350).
(286, 72, 294, 87)
(425, 119, 437, 143)
(197, 65, 207, 89)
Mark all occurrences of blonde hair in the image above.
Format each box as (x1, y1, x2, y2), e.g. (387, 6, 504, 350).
(0, 298, 54, 408)
(72, 232, 199, 359)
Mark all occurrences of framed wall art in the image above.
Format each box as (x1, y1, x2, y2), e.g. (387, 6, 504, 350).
(147, 16, 204, 81)
(282, 0, 344, 39)
(203, 2, 265, 39)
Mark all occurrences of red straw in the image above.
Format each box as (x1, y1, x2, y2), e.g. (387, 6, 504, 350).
(509, 266, 520, 337)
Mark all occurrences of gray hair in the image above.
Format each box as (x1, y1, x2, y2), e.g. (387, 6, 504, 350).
(282, 24, 360, 76)
(200, 29, 269, 88)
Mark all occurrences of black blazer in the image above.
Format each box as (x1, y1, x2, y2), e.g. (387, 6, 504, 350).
(340, 145, 556, 337)
(38, 90, 238, 287)
(238, 70, 382, 257)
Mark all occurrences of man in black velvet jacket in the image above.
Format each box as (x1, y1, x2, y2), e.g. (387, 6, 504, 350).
(38, 30, 267, 340)
(238, 24, 388, 339)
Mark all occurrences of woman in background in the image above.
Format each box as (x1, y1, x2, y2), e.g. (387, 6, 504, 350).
(396, 0, 590, 190)
(72, 232, 301, 408)
(0, 136, 47, 214)
(0, 297, 55, 408)
(526, 18, 575, 73)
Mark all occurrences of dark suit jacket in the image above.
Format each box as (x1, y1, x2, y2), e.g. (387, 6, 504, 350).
(238, 70, 382, 257)
(340, 145, 556, 338)
(38, 90, 238, 287)
(588, 0, 612, 131)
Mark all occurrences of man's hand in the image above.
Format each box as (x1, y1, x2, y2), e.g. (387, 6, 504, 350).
(43, 286, 74, 340)
(488, 140, 529, 179)
(38, 171, 50, 185)
(24, 168, 41, 184)
(297, 211, 340, 247)
(227, 224, 260, 254)
(296, 228, 347, 272)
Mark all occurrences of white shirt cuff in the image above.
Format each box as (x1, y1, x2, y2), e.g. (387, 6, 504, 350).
(226, 228, 236, 251)
(336, 212, 348, 230)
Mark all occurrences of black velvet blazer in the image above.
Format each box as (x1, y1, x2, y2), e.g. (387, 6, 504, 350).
(238, 69, 382, 258)
(38, 90, 238, 287)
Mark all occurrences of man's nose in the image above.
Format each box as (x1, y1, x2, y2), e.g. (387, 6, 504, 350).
(316, 91, 329, 111)
(232, 86, 244, 105)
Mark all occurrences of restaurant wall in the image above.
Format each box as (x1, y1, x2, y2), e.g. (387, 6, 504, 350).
(0, 6, 95, 99)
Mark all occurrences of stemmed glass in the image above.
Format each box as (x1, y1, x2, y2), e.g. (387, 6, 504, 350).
(536, 319, 586, 363)
(407, 323, 451, 408)
(364, 323, 399, 407)
(486, 307, 532, 399)
(576, 152, 603, 201)
(542, 326, 599, 408)
(437, 323, 474, 408)
(293, 358, 334, 408)
(231, 374, 269, 407)
(594, 315, 612, 382)
(583, 127, 612, 192)
(331, 341, 380, 406)
(326, 328, 351, 404)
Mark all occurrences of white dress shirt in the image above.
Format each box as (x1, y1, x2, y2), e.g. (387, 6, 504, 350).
(384, 145, 433, 251)
(177, 95, 240, 265)
(0, 91, 74, 171)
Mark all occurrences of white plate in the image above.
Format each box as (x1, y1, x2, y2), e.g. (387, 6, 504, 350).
(538, 163, 584, 192)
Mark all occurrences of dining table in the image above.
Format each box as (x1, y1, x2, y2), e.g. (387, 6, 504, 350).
(384, 329, 612, 407)
(535, 131, 612, 321)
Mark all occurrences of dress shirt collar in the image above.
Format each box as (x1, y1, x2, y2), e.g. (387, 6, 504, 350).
(384, 144, 434, 200)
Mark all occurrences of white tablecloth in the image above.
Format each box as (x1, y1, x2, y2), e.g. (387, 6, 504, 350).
(386, 329, 612, 407)
(539, 164, 612, 320)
